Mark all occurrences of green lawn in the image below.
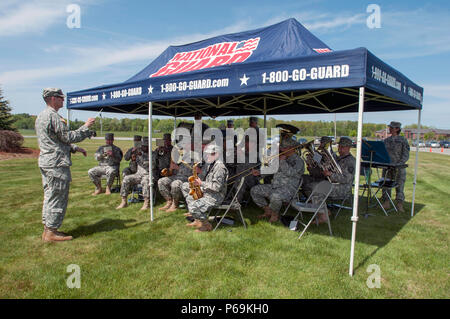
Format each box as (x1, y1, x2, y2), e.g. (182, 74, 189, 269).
(0, 138, 448, 298)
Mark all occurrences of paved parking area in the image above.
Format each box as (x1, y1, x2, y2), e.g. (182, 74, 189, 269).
(411, 147, 450, 155)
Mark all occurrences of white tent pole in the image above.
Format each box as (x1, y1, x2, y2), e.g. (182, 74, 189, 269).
(263, 97, 267, 128)
(411, 109, 422, 217)
(67, 109, 71, 129)
(349, 86, 365, 276)
(149, 102, 154, 222)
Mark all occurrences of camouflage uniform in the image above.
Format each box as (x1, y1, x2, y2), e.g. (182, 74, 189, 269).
(302, 136, 333, 196)
(120, 149, 150, 198)
(88, 144, 123, 186)
(157, 152, 194, 202)
(382, 134, 410, 202)
(36, 105, 92, 229)
(152, 145, 172, 181)
(182, 158, 228, 221)
(309, 138, 356, 209)
(251, 152, 304, 214)
(122, 147, 138, 177)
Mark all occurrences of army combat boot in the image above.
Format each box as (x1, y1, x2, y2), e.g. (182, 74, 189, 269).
(257, 206, 272, 219)
(382, 200, 391, 211)
(92, 182, 103, 196)
(187, 219, 202, 228)
(165, 199, 179, 213)
(42, 226, 73, 242)
(116, 196, 128, 209)
(140, 198, 150, 211)
(159, 198, 172, 211)
(195, 220, 213, 232)
(396, 200, 405, 213)
(105, 184, 113, 195)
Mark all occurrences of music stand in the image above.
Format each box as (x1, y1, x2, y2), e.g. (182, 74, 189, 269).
(361, 140, 391, 217)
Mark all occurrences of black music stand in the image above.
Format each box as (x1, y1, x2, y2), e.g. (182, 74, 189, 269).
(361, 140, 392, 217)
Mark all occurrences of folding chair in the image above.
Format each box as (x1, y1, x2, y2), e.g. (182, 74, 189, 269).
(101, 168, 121, 193)
(290, 180, 333, 240)
(329, 188, 353, 219)
(360, 166, 398, 216)
(209, 176, 247, 231)
(281, 179, 304, 216)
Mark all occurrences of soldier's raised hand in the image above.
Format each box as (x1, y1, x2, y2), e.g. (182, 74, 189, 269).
(77, 147, 87, 157)
(84, 118, 96, 128)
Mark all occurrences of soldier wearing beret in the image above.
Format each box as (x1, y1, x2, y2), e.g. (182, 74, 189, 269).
(122, 135, 142, 178)
(88, 133, 123, 195)
(382, 121, 410, 212)
(36, 88, 95, 242)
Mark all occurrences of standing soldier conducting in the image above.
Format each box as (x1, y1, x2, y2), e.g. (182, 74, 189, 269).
(36, 88, 95, 242)
(88, 133, 123, 195)
(382, 121, 410, 212)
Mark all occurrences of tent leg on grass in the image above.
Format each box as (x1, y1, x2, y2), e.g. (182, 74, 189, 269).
(67, 109, 71, 130)
(349, 86, 365, 276)
(149, 102, 154, 222)
(411, 109, 421, 217)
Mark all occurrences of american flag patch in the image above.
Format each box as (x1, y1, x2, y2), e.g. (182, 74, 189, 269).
(313, 48, 332, 53)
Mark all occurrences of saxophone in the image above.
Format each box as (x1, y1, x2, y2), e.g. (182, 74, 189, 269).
(188, 162, 203, 200)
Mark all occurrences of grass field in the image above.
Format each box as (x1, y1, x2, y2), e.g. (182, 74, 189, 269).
(0, 137, 448, 298)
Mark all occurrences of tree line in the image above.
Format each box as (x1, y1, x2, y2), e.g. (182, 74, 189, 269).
(9, 112, 427, 138)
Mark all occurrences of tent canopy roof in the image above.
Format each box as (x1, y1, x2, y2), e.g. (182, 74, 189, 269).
(67, 18, 423, 117)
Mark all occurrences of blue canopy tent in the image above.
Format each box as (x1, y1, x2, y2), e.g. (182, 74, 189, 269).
(67, 18, 423, 276)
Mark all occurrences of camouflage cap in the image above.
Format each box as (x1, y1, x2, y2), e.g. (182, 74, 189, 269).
(388, 121, 401, 128)
(249, 116, 259, 123)
(227, 119, 234, 125)
(163, 133, 171, 140)
(133, 135, 142, 141)
(338, 136, 353, 147)
(43, 88, 65, 98)
(320, 136, 333, 144)
(105, 133, 114, 140)
(141, 137, 149, 146)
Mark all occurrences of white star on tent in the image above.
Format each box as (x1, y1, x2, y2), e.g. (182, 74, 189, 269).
(148, 85, 153, 94)
(102, 93, 106, 100)
(240, 74, 250, 86)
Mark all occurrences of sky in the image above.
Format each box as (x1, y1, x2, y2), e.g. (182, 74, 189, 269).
(1, 0, 449, 128)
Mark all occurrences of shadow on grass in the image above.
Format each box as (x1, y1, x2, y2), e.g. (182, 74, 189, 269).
(69, 218, 147, 238)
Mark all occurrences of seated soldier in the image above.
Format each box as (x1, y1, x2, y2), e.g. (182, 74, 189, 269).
(307, 136, 356, 224)
(301, 136, 333, 197)
(122, 135, 142, 178)
(88, 133, 123, 195)
(116, 137, 150, 210)
(250, 129, 305, 223)
(181, 144, 228, 232)
(152, 133, 173, 185)
(158, 148, 201, 213)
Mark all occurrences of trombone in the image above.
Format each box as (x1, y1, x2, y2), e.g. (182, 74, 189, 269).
(226, 139, 312, 185)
